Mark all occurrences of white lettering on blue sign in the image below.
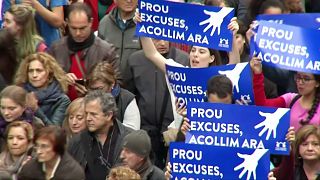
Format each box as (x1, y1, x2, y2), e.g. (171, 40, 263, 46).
(261, 26, 293, 40)
(172, 149, 202, 160)
(139, 25, 185, 40)
(190, 121, 242, 136)
(187, 34, 209, 44)
(257, 52, 305, 69)
(257, 39, 308, 57)
(305, 60, 320, 71)
(190, 108, 222, 119)
(241, 139, 265, 149)
(172, 163, 223, 178)
(140, 1, 169, 13)
(188, 135, 240, 147)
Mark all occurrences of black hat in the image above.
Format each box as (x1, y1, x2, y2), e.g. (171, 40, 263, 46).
(122, 130, 151, 157)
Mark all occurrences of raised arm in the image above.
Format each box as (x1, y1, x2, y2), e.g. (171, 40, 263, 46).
(227, 17, 240, 64)
(250, 57, 286, 107)
(134, 12, 167, 73)
(28, 0, 65, 28)
(140, 37, 167, 73)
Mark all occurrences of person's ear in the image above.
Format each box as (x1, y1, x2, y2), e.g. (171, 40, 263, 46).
(105, 111, 114, 120)
(210, 55, 215, 63)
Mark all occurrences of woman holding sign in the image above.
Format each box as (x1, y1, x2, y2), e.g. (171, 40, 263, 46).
(251, 57, 320, 131)
(135, 15, 240, 72)
(134, 11, 240, 134)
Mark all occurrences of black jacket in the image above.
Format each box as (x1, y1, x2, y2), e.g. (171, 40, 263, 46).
(18, 152, 85, 180)
(67, 120, 132, 180)
(143, 165, 166, 180)
(127, 47, 189, 133)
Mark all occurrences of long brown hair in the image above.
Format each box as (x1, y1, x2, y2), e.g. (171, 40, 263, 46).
(0, 29, 17, 84)
(6, 4, 43, 61)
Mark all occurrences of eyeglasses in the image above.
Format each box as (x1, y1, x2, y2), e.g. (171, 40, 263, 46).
(294, 75, 315, 84)
(34, 143, 51, 150)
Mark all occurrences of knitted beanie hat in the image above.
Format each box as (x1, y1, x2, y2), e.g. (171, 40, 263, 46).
(122, 130, 152, 157)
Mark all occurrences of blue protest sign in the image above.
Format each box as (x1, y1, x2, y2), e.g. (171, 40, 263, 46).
(0, 0, 3, 21)
(257, 13, 320, 30)
(136, 0, 235, 51)
(185, 102, 290, 155)
(250, 20, 320, 74)
(170, 142, 270, 180)
(165, 62, 254, 105)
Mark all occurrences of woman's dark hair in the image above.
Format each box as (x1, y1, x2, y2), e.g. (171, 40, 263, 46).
(34, 126, 66, 156)
(299, 74, 320, 125)
(259, 0, 285, 14)
(247, 0, 285, 25)
(208, 49, 222, 66)
(0, 29, 17, 84)
(189, 46, 222, 66)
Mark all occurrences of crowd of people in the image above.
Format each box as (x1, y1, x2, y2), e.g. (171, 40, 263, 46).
(0, 0, 319, 179)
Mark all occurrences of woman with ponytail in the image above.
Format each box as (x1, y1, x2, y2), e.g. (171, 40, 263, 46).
(251, 56, 320, 131)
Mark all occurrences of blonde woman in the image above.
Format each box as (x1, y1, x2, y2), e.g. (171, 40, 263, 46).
(15, 52, 70, 126)
(10, 0, 68, 46)
(62, 98, 86, 140)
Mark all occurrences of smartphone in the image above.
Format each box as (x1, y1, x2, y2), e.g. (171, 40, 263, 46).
(75, 79, 86, 86)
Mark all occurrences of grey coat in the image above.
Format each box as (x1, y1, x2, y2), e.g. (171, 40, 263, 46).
(98, 8, 141, 85)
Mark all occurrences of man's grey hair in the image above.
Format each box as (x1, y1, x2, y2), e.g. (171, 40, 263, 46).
(84, 90, 118, 119)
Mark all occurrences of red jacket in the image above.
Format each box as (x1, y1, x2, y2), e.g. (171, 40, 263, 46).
(253, 73, 286, 107)
(84, 0, 116, 31)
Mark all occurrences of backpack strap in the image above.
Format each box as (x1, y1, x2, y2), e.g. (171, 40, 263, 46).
(289, 94, 302, 108)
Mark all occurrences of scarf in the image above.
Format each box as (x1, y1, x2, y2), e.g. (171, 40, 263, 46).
(0, 149, 30, 175)
(24, 80, 63, 115)
(111, 83, 121, 98)
(67, 32, 95, 52)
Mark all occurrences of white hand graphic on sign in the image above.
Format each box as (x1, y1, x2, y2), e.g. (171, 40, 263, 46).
(254, 108, 289, 140)
(234, 149, 268, 180)
(199, 8, 233, 36)
(218, 63, 247, 93)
